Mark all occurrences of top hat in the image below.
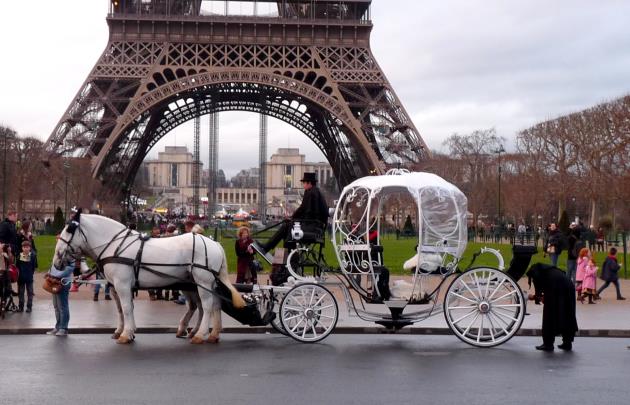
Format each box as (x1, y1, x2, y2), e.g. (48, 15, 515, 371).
(300, 172, 318, 184)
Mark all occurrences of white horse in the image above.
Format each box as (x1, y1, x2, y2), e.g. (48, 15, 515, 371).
(52, 210, 245, 344)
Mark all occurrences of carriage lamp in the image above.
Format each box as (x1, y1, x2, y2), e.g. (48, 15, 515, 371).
(291, 222, 304, 241)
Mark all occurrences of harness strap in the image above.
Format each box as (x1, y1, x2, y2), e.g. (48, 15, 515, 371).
(113, 230, 132, 257)
(133, 238, 146, 290)
(191, 233, 196, 273)
(96, 228, 129, 263)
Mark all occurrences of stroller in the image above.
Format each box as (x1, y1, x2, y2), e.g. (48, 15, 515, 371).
(0, 251, 19, 319)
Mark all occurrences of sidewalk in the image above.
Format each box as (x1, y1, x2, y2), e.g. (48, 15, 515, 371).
(1, 273, 629, 337)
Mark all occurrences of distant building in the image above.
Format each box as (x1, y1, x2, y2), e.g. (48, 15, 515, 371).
(217, 148, 334, 216)
(144, 146, 200, 199)
(141, 146, 333, 216)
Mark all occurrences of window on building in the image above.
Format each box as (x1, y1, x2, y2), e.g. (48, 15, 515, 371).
(171, 164, 178, 187)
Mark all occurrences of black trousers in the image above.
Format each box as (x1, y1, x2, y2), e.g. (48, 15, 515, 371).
(598, 280, 622, 298)
(18, 280, 34, 309)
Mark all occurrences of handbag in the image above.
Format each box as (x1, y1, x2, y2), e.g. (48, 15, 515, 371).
(43, 274, 63, 294)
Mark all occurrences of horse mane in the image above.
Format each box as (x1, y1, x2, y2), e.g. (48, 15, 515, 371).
(82, 214, 128, 231)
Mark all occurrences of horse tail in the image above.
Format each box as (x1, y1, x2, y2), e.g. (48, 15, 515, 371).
(217, 246, 246, 309)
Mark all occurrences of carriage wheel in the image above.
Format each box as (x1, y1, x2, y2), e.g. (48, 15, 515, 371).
(444, 267, 525, 348)
(280, 283, 338, 343)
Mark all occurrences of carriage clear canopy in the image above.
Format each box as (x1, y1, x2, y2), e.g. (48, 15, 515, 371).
(332, 170, 468, 271)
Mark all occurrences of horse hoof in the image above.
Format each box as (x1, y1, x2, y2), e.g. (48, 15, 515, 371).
(117, 336, 131, 344)
(207, 336, 220, 344)
(112, 332, 121, 340)
(190, 336, 205, 345)
(175, 331, 187, 339)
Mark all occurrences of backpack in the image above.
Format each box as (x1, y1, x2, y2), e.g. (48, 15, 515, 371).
(7, 264, 19, 283)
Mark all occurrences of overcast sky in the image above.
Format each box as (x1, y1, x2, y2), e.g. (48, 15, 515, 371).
(1, 0, 629, 177)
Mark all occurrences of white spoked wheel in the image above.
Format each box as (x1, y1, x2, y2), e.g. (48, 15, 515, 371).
(280, 283, 338, 343)
(444, 267, 525, 347)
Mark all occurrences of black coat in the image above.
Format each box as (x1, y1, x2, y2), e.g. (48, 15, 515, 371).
(601, 256, 621, 282)
(0, 219, 18, 255)
(292, 186, 329, 225)
(527, 263, 578, 339)
(545, 229, 564, 254)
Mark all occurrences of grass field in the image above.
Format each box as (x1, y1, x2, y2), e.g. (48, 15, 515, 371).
(34, 233, 630, 278)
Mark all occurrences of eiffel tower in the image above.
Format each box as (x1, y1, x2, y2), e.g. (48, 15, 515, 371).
(44, 0, 430, 199)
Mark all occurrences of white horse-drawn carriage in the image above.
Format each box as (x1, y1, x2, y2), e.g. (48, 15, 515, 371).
(53, 170, 531, 347)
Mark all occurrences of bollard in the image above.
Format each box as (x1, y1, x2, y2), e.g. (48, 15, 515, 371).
(214, 226, 218, 241)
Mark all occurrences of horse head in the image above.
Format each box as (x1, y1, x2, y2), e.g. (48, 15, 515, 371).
(53, 208, 84, 269)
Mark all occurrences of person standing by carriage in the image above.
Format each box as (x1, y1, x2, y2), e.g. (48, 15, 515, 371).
(16, 240, 37, 312)
(235, 227, 257, 284)
(47, 237, 74, 336)
(527, 263, 579, 351)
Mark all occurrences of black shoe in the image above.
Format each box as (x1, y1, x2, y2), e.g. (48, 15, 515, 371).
(105, 295, 112, 301)
(558, 343, 572, 351)
(93, 295, 99, 302)
(617, 297, 626, 300)
(536, 344, 554, 351)
(25, 307, 32, 313)
(17, 307, 24, 313)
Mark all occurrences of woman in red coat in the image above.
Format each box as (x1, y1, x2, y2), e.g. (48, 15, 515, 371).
(235, 227, 256, 284)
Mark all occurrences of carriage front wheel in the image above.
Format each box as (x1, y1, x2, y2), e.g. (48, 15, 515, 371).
(280, 283, 338, 343)
(444, 267, 525, 348)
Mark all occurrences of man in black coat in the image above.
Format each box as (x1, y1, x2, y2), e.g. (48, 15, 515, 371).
(0, 210, 18, 257)
(527, 263, 579, 351)
(252, 172, 328, 263)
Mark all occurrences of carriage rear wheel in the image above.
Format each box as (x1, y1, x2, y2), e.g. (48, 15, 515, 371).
(280, 283, 338, 343)
(444, 267, 525, 347)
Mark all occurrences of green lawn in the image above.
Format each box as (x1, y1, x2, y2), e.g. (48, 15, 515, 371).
(34, 233, 630, 279)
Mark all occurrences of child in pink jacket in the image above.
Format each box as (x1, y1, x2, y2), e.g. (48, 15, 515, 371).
(581, 257, 598, 304)
(575, 247, 590, 303)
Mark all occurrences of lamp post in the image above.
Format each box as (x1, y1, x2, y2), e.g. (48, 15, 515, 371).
(63, 159, 70, 221)
(493, 145, 505, 224)
(2, 130, 7, 219)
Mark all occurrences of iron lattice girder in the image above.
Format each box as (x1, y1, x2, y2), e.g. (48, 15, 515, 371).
(101, 81, 360, 194)
(45, 9, 429, 199)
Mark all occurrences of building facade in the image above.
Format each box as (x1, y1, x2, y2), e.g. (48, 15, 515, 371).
(144, 146, 198, 198)
(217, 148, 334, 216)
(142, 146, 333, 216)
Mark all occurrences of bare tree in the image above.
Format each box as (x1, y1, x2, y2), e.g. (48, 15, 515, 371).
(443, 128, 504, 227)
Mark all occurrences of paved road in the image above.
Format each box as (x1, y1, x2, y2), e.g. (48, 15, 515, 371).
(3, 334, 628, 405)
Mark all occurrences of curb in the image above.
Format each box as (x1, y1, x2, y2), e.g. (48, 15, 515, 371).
(1, 326, 629, 338)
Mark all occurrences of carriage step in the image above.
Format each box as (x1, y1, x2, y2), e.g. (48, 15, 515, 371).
(375, 319, 414, 331)
(383, 300, 408, 309)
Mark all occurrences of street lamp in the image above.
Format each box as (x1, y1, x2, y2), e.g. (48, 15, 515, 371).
(2, 130, 7, 219)
(493, 145, 505, 223)
(63, 159, 70, 221)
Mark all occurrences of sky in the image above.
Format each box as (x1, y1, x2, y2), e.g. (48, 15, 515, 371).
(1, 0, 629, 177)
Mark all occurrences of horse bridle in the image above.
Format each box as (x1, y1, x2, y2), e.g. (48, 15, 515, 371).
(56, 220, 87, 267)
